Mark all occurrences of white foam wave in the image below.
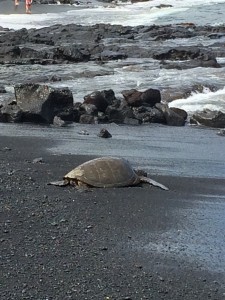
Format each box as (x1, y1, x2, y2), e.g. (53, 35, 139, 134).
(169, 87, 225, 114)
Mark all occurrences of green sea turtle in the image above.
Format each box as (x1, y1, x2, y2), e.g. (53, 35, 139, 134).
(49, 157, 168, 190)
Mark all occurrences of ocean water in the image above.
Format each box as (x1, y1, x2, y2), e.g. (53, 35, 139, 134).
(0, 0, 225, 113)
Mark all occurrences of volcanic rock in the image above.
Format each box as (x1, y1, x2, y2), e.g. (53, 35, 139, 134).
(122, 88, 161, 107)
(97, 128, 112, 138)
(156, 103, 186, 126)
(83, 91, 109, 112)
(191, 109, 225, 128)
(14, 83, 74, 124)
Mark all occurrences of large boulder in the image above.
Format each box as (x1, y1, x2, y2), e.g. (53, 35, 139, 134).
(122, 88, 161, 107)
(122, 89, 142, 107)
(0, 100, 23, 123)
(156, 103, 186, 126)
(105, 99, 134, 123)
(105, 106, 125, 124)
(14, 83, 74, 124)
(132, 106, 165, 124)
(170, 107, 188, 121)
(190, 109, 225, 128)
(83, 91, 110, 112)
(140, 88, 161, 106)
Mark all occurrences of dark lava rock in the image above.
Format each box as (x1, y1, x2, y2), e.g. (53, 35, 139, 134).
(98, 50, 127, 61)
(105, 106, 124, 124)
(132, 106, 165, 124)
(140, 88, 161, 107)
(97, 128, 112, 138)
(191, 109, 225, 128)
(83, 91, 109, 112)
(56, 107, 75, 122)
(0, 101, 23, 123)
(0, 23, 224, 70)
(154, 46, 221, 69)
(0, 84, 189, 127)
(156, 103, 186, 126)
(100, 89, 116, 105)
(123, 117, 140, 125)
(170, 107, 188, 121)
(153, 46, 217, 61)
(80, 103, 98, 116)
(14, 83, 74, 124)
(122, 88, 161, 107)
(122, 89, 143, 107)
(79, 114, 95, 124)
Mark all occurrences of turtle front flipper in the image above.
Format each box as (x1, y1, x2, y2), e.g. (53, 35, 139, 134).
(140, 176, 169, 191)
(48, 179, 69, 187)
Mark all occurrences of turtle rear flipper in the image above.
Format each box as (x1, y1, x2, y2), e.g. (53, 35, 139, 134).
(140, 176, 169, 191)
(48, 180, 69, 187)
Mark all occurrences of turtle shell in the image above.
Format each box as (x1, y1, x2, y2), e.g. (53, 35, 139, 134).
(64, 157, 140, 188)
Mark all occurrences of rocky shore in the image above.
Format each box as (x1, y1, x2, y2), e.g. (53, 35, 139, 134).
(1, 22, 224, 69)
(1, 22, 225, 128)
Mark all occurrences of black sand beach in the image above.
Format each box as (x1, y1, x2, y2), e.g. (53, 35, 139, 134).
(1, 123, 225, 299)
(1, 0, 225, 297)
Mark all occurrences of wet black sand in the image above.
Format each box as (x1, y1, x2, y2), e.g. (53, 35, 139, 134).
(1, 130, 225, 299)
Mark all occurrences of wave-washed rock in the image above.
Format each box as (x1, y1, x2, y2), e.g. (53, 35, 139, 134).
(0, 23, 225, 68)
(190, 109, 225, 128)
(0, 83, 187, 127)
(2, 82, 224, 128)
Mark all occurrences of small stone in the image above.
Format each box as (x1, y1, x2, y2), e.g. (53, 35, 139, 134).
(100, 247, 108, 251)
(98, 128, 112, 138)
(32, 157, 43, 163)
(2, 147, 12, 151)
(86, 225, 94, 229)
(78, 130, 89, 135)
(134, 264, 143, 269)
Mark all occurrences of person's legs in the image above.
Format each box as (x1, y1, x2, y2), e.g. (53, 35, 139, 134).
(15, 0, 19, 8)
(25, 0, 32, 14)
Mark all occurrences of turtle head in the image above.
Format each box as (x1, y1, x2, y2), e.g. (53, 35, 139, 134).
(134, 169, 147, 177)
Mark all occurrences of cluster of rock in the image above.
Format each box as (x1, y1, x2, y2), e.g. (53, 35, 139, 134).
(0, 23, 224, 70)
(190, 110, 225, 129)
(1, 22, 225, 128)
(1, 83, 224, 128)
(0, 83, 188, 127)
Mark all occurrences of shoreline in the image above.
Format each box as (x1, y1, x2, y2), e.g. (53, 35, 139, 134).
(1, 122, 225, 179)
